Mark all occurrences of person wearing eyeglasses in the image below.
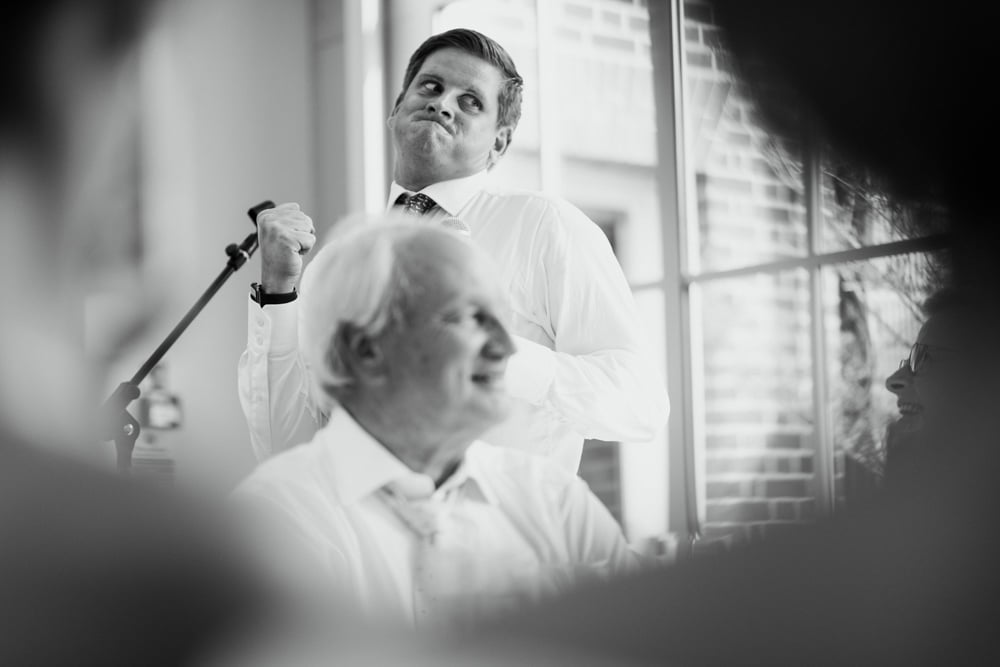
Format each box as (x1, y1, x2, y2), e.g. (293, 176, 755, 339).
(884, 288, 972, 487)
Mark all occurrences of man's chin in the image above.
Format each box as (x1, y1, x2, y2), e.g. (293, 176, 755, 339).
(474, 394, 513, 426)
(892, 413, 924, 434)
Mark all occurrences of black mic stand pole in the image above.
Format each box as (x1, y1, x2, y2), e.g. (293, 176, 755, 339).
(100, 201, 274, 471)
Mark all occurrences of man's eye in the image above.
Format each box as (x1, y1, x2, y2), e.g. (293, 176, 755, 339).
(460, 96, 482, 111)
(443, 309, 488, 326)
(419, 81, 439, 94)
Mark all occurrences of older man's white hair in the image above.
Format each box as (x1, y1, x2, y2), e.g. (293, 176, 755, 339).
(299, 213, 471, 409)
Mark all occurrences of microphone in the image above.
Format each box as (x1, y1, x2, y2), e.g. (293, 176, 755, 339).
(247, 200, 275, 226)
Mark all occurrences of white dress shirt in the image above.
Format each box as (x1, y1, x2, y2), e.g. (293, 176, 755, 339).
(238, 170, 669, 470)
(231, 409, 637, 629)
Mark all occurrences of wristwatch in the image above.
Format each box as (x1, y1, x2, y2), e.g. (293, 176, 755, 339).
(250, 282, 297, 307)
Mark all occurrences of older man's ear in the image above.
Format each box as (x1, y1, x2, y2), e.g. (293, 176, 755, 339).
(335, 324, 387, 385)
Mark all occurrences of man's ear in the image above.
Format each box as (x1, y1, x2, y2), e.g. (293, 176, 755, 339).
(334, 323, 386, 382)
(488, 126, 512, 167)
(386, 93, 404, 129)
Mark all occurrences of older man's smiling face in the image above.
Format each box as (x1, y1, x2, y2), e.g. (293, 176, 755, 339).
(376, 233, 515, 446)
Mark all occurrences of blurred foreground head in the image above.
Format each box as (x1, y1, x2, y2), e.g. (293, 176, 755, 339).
(713, 0, 1000, 445)
(0, 0, 155, 266)
(0, 1, 159, 445)
(712, 0, 999, 220)
(0, 3, 278, 665)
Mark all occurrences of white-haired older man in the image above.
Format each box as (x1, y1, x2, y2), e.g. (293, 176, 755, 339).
(233, 218, 637, 630)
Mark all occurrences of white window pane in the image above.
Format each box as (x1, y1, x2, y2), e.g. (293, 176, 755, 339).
(693, 270, 817, 545)
(682, 1, 808, 273)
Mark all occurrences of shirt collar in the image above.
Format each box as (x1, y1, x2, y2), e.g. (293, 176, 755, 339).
(453, 442, 499, 506)
(386, 170, 488, 218)
(317, 410, 497, 506)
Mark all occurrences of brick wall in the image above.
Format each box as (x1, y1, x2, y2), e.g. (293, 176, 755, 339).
(685, 0, 817, 545)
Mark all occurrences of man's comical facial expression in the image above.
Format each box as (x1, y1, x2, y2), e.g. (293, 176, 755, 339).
(378, 235, 515, 442)
(388, 48, 511, 190)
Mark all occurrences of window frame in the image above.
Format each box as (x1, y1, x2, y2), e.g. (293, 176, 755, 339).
(649, 0, 950, 547)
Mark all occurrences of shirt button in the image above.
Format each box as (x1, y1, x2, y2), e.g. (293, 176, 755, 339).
(254, 336, 263, 346)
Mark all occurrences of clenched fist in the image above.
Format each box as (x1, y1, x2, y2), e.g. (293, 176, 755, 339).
(256, 202, 315, 293)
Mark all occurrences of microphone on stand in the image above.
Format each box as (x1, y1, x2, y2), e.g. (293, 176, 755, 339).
(101, 200, 274, 471)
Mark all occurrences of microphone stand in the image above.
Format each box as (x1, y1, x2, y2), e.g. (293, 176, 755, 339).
(100, 201, 274, 470)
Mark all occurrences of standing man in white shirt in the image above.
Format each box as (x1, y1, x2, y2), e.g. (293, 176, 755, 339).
(233, 220, 637, 629)
(239, 28, 669, 471)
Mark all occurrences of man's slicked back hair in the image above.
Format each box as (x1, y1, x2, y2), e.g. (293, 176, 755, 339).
(394, 28, 523, 137)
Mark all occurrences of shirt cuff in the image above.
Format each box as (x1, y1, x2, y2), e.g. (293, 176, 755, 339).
(247, 295, 299, 355)
(506, 335, 556, 405)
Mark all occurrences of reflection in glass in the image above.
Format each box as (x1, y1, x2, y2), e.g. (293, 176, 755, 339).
(821, 157, 951, 251)
(822, 252, 948, 510)
(694, 270, 816, 544)
(682, 2, 807, 272)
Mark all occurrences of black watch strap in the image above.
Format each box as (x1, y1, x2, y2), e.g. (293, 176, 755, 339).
(251, 282, 298, 307)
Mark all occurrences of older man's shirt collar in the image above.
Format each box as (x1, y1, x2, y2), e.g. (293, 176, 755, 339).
(386, 171, 488, 218)
(318, 409, 496, 506)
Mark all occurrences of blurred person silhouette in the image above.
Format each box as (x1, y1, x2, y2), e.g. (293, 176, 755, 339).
(239, 28, 669, 473)
(232, 217, 638, 632)
(884, 288, 975, 488)
(0, 2, 294, 664)
(398, 1, 1000, 665)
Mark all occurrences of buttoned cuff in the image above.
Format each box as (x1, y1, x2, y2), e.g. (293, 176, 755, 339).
(246, 295, 299, 355)
(505, 335, 556, 405)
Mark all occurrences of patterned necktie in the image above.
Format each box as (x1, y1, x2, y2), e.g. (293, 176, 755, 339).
(395, 192, 437, 216)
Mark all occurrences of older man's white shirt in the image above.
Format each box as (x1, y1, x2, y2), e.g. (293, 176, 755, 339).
(232, 409, 637, 628)
(238, 171, 670, 471)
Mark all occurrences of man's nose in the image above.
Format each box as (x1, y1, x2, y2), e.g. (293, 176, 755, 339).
(483, 320, 515, 360)
(426, 94, 455, 120)
(885, 363, 912, 394)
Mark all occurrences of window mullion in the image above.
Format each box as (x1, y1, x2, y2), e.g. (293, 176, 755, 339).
(806, 131, 836, 516)
(650, 0, 700, 551)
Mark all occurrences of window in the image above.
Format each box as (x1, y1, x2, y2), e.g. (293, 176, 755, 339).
(675, 0, 948, 546)
(389, 0, 948, 550)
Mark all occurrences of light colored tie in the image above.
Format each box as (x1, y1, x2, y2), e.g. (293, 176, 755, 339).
(380, 485, 450, 627)
(395, 192, 437, 216)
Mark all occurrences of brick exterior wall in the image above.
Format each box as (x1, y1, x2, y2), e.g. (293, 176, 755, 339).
(685, 0, 817, 544)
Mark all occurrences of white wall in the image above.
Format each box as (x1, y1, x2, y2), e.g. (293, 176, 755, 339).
(135, 0, 317, 493)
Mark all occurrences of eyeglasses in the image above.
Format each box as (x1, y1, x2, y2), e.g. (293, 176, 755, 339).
(898, 342, 960, 375)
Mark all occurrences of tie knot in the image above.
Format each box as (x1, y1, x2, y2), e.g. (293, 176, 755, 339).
(396, 192, 437, 216)
(381, 485, 443, 540)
